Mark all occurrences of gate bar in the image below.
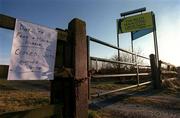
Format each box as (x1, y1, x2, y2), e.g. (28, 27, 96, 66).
(91, 81, 151, 97)
(90, 56, 150, 67)
(88, 36, 149, 60)
(92, 73, 150, 78)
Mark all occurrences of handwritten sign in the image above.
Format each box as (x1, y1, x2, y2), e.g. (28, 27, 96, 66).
(8, 20, 57, 80)
(119, 12, 154, 33)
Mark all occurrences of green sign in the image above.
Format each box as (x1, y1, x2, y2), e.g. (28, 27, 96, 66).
(119, 12, 154, 33)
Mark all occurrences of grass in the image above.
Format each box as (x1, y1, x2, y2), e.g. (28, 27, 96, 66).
(88, 110, 101, 118)
(0, 80, 50, 114)
(91, 83, 120, 90)
(90, 80, 137, 94)
(0, 90, 50, 113)
(1, 77, 180, 117)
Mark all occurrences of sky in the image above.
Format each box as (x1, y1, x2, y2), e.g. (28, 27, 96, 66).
(0, 0, 180, 66)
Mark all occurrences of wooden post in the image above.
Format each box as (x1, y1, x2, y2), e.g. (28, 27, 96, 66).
(0, 65, 9, 79)
(0, 14, 88, 117)
(69, 18, 88, 118)
(149, 54, 161, 89)
(87, 36, 91, 99)
(51, 18, 88, 118)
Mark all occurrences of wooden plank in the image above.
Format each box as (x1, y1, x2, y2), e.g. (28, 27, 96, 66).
(0, 14, 68, 41)
(54, 40, 64, 67)
(0, 65, 9, 79)
(56, 28, 68, 41)
(0, 104, 63, 118)
(0, 14, 15, 30)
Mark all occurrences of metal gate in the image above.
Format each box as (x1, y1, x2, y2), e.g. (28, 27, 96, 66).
(87, 36, 177, 97)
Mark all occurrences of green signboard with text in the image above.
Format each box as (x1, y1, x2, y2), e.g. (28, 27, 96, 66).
(119, 12, 154, 33)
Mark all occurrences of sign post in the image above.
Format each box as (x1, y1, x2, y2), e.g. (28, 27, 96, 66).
(131, 32, 134, 63)
(118, 8, 159, 68)
(118, 9, 154, 64)
(117, 8, 160, 88)
(116, 19, 120, 68)
(152, 13, 159, 67)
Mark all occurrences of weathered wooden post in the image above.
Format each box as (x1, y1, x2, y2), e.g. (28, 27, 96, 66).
(149, 54, 161, 89)
(69, 18, 88, 118)
(51, 18, 88, 118)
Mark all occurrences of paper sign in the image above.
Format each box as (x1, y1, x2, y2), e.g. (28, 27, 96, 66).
(8, 20, 57, 80)
(120, 12, 154, 33)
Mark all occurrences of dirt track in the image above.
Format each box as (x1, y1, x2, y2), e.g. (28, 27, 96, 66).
(89, 79, 180, 118)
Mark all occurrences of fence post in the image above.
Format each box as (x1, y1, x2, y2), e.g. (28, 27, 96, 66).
(149, 54, 161, 89)
(87, 36, 91, 100)
(50, 18, 88, 118)
(135, 54, 140, 86)
(69, 18, 88, 118)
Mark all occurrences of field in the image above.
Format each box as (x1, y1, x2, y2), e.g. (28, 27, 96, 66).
(0, 78, 180, 118)
(0, 80, 50, 114)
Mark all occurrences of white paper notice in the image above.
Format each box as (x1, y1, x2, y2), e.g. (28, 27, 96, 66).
(8, 20, 57, 80)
